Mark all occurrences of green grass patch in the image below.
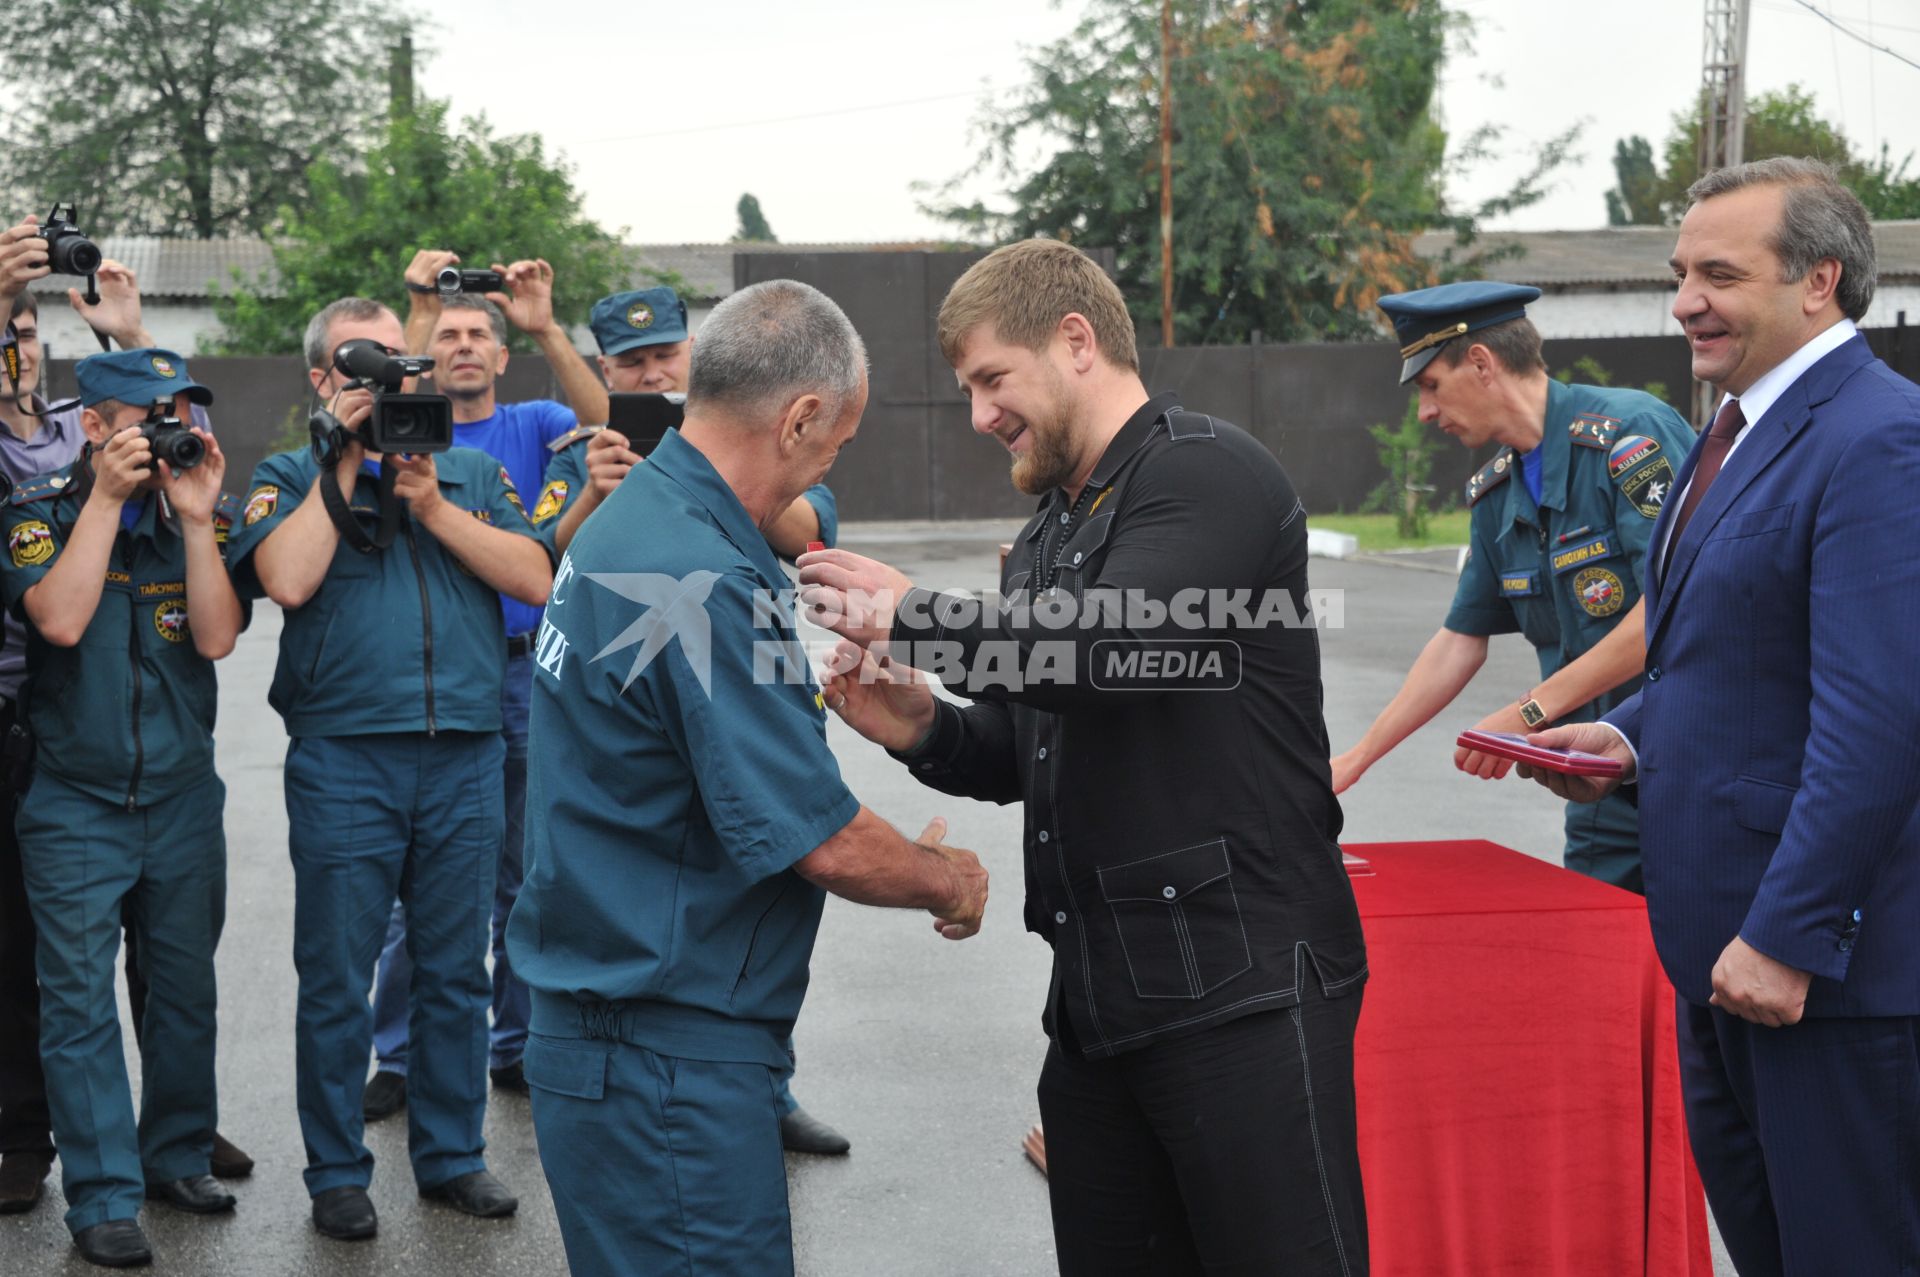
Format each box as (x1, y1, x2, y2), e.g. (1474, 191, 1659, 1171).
(1308, 511, 1471, 553)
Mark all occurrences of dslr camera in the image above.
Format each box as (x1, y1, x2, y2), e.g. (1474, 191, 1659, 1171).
(42, 202, 102, 278)
(138, 400, 206, 471)
(437, 267, 504, 298)
(314, 339, 453, 458)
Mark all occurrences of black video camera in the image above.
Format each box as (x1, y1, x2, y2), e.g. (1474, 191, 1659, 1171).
(138, 400, 205, 471)
(437, 267, 504, 298)
(43, 202, 101, 278)
(326, 338, 453, 455)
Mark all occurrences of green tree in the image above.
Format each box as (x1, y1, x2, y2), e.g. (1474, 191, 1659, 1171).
(1604, 137, 1662, 226)
(1605, 85, 1920, 223)
(0, 0, 411, 238)
(733, 193, 778, 243)
(214, 99, 634, 354)
(924, 0, 1573, 345)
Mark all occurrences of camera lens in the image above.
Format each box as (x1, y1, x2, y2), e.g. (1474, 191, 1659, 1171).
(153, 426, 205, 470)
(50, 235, 101, 277)
(436, 266, 462, 294)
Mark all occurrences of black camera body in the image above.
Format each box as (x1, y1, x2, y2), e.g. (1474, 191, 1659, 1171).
(43, 202, 101, 278)
(138, 401, 205, 471)
(314, 339, 453, 458)
(436, 267, 504, 298)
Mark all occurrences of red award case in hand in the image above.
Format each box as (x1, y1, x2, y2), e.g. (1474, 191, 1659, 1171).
(1455, 730, 1625, 778)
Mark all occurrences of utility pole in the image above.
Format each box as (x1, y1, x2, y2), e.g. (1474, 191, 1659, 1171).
(1694, 0, 1751, 423)
(389, 31, 416, 121)
(1159, 0, 1175, 348)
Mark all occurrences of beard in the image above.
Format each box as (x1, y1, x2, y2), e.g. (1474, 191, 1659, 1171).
(1008, 367, 1082, 496)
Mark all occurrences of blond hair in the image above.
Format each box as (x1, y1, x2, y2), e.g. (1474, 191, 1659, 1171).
(937, 239, 1138, 371)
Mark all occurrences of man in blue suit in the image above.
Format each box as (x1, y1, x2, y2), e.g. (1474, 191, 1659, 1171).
(1525, 157, 1920, 1274)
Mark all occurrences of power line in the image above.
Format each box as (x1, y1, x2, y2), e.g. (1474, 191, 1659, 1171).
(1788, 0, 1920, 71)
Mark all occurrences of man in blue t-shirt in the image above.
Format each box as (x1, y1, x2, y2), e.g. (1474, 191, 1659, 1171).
(360, 253, 611, 1122)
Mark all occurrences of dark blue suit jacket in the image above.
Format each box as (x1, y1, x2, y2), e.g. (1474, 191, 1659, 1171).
(1608, 335, 1920, 1015)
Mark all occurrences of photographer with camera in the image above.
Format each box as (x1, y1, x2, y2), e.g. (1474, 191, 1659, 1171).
(224, 297, 550, 1242)
(542, 286, 833, 563)
(353, 252, 608, 1127)
(0, 349, 244, 1268)
(0, 216, 255, 1222)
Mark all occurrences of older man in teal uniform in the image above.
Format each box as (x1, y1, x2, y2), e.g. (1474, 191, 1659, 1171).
(2, 349, 246, 1268)
(508, 280, 987, 1276)
(533, 286, 849, 1155)
(223, 297, 552, 1243)
(1332, 282, 1696, 891)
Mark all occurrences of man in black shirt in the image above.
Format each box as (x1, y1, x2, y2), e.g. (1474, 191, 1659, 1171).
(799, 239, 1368, 1275)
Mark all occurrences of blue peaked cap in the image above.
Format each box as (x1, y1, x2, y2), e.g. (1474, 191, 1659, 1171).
(1376, 282, 1542, 384)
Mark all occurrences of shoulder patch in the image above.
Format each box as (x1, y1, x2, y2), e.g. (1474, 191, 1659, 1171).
(10, 474, 69, 505)
(1569, 413, 1622, 449)
(8, 520, 54, 567)
(546, 423, 604, 453)
(1606, 434, 1661, 478)
(1466, 450, 1515, 507)
(531, 479, 569, 525)
(243, 485, 279, 526)
(212, 491, 240, 544)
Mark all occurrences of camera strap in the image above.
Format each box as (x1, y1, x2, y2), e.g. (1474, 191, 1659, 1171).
(319, 463, 402, 553)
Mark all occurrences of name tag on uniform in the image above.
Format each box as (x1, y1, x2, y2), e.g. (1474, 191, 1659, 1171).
(1499, 570, 1540, 597)
(1551, 533, 1614, 576)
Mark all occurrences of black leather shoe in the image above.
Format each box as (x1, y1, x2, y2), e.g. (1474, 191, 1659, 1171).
(489, 1059, 528, 1094)
(420, 1169, 518, 1218)
(209, 1132, 253, 1179)
(144, 1173, 236, 1214)
(780, 1106, 852, 1155)
(362, 1070, 406, 1121)
(311, 1185, 377, 1240)
(73, 1219, 153, 1268)
(0, 1150, 52, 1213)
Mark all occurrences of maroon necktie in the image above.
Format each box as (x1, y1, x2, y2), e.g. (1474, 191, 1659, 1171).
(1662, 398, 1745, 576)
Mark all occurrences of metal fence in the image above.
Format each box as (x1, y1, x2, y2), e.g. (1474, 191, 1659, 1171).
(45, 252, 1920, 521)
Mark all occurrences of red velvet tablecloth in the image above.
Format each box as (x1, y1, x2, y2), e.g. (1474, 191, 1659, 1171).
(1346, 841, 1712, 1276)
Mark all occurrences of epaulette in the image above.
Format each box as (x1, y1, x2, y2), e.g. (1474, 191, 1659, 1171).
(1465, 450, 1514, 507)
(546, 423, 605, 453)
(1568, 413, 1622, 450)
(10, 473, 72, 505)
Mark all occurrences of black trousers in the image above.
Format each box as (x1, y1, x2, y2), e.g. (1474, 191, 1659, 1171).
(0, 698, 50, 1158)
(1039, 992, 1367, 1277)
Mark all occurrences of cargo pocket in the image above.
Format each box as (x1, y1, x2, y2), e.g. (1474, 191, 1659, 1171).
(1097, 838, 1252, 999)
(523, 1035, 612, 1101)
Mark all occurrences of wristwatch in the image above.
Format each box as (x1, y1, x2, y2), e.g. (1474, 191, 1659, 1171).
(1518, 695, 1549, 729)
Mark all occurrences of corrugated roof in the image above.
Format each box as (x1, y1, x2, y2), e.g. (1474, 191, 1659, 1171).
(1415, 221, 1920, 288)
(26, 237, 953, 302)
(30, 223, 1920, 301)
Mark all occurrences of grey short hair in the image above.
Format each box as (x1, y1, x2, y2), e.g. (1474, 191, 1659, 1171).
(1688, 157, 1877, 321)
(303, 297, 395, 371)
(687, 280, 867, 423)
(439, 294, 509, 346)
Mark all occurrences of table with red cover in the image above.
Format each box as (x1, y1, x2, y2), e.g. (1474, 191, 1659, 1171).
(1347, 840, 1713, 1277)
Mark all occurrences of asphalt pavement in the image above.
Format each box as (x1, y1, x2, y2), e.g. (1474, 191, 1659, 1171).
(0, 519, 1729, 1276)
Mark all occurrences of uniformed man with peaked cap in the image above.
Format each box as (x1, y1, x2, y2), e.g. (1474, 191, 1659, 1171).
(1, 348, 246, 1267)
(1331, 281, 1697, 891)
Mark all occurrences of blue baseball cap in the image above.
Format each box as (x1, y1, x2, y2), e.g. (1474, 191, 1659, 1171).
(75, 348, 214, 408)
(1376, 282, 1542, 384)
(590, 287, 689, 356)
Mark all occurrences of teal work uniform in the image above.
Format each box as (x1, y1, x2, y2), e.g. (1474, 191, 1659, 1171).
(0, 460, 244, 1234)
(507, 427, 860, 1277)
(533, 423, 839, 555)
(1447, 379, 1697, 891)
(223, 446, 542, 1198)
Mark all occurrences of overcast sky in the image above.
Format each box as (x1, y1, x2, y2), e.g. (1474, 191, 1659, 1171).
(407, 0, 1920, 245)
